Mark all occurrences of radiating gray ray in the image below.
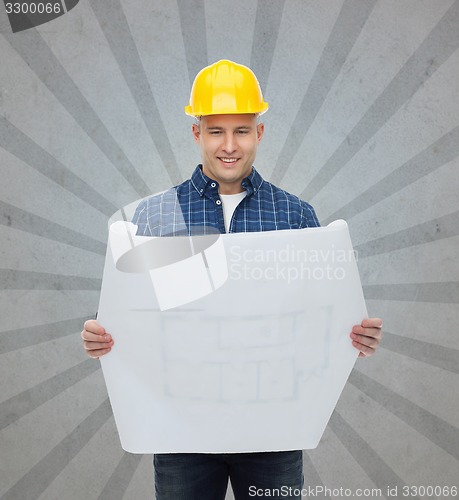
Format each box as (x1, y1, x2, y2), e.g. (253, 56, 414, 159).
(353, 211, 459, 259)
(0, 317, 88, 355)
(88, 0, 182, 187)
(0, 269, 101, 290)
(0, 359, 99, 431)
(301, 0, 459, 201)
(381, 332, 459, 375)
(0, 12, 150, 198)
(0, 201, 106, 255)
(97, 452, 142, 500)
(323, 125, 459, 223)
(302, 452, 330, 499)
(329, 411, 414, 496)
(349, 370, 459, 461)
(269, 0, 378, 186)
(250, 0, 286, 93)
(0, 116, 117, 217)
(177, 0, 208, 84)
(363, 282, 459, 303)
(0, 398, 112, 500)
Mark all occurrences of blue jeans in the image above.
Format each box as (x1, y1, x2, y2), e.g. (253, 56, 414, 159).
(154, 450, 303, 499)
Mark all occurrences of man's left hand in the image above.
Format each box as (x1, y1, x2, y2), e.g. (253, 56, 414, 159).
(350, 318, 383, 357)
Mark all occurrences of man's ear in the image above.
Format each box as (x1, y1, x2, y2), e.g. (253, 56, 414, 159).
(257, 122, 265, 143)
(192, 123, 200, 144)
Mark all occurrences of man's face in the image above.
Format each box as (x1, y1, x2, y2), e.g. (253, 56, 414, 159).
(192, 114, 264, 194)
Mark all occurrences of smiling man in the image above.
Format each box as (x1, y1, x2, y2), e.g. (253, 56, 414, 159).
(81, 60, 383, 499)
(193, 113, 264, 195)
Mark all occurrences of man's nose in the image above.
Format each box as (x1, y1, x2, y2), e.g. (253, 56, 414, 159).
(222, 134, 236, 154)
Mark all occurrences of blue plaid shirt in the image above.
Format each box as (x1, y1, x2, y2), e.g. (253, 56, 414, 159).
(132, 165, 320, 235)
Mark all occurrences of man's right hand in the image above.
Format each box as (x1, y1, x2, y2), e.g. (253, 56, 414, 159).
(81, 320, 114, 359)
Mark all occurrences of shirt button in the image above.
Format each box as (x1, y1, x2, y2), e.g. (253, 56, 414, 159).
(200, 188, 203, 193)
(216, 199, 222, 205)
(210, 182, 216, 188)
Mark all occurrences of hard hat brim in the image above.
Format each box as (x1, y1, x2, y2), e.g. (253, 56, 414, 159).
(184, 101, 269, 117)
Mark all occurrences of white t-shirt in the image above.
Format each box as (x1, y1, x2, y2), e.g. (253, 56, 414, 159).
(220, 191, 247, 233)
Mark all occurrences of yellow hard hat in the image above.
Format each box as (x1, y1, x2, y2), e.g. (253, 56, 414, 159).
(184, 59, 269, 116)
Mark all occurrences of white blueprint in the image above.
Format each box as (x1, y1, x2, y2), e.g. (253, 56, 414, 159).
(98, 220, 367, 453)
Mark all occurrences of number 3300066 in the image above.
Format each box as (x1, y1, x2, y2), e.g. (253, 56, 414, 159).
(5, 2, 61, 14)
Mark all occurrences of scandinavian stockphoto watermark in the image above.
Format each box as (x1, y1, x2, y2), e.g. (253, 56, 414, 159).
(248, 484, 458, 497)
(229, 243, 358, 284)
(2, 0, 79, 33)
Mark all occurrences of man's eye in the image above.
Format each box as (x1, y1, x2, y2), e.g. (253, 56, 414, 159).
(237, 130, 249, 135)
(210, 131, 221, 135)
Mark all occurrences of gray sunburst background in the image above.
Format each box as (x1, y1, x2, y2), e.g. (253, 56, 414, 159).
(1, 0, 458, 499)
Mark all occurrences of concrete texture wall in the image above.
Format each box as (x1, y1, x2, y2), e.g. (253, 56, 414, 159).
(1, 0, 458, 498)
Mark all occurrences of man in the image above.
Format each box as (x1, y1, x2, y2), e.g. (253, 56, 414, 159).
(81, 60, 383, 499)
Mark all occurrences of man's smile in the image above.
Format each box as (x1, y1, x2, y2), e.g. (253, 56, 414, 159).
(218, 157, 240, 165)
